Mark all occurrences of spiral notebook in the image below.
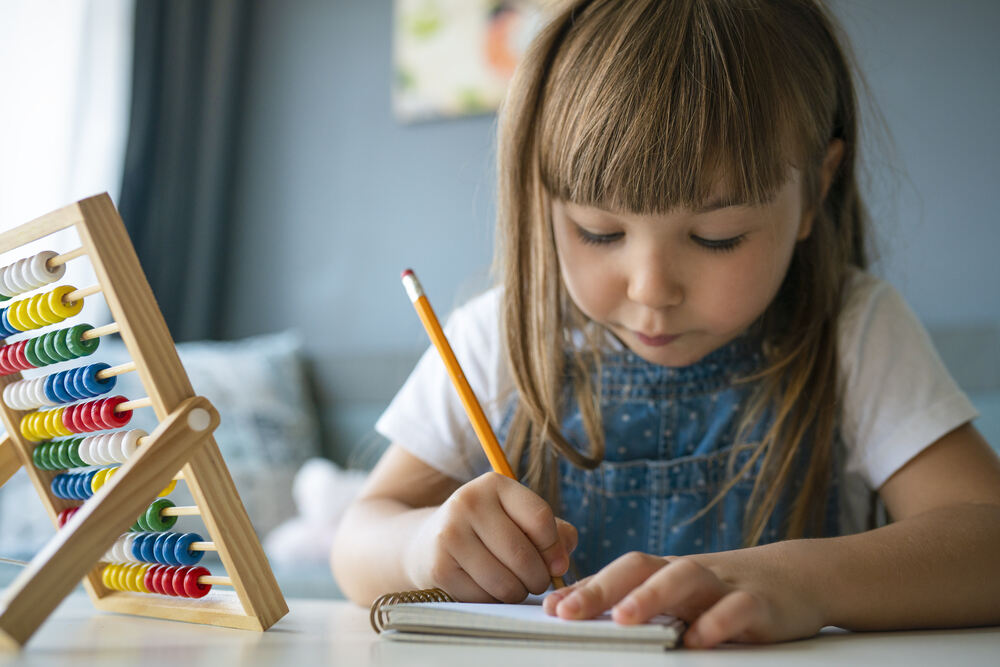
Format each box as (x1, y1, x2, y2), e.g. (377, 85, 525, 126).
(370, 588, 685, 651)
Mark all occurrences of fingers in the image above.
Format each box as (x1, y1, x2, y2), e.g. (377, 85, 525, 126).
(611, 557, 730, 625)
(684, 590, 768, 648)
(494, 476, 573, 578)
(552, 552, 668, 620)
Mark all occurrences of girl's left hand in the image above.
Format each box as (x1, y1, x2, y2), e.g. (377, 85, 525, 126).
(542, 551, 825, 648)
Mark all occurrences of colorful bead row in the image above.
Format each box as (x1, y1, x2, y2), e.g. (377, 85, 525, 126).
(32, 429, 147, 471)
(19, 395, 132, 442)
(101, 562, 211, 599)
(0, 285, 82, 336)
(4, 363, 116, 411)
(105, 531, 205, 567)
(0, 251, 65, 299)
(56, 499, 178, 532)
(50, 466, 175, 501)
(0, 324, 99, 376)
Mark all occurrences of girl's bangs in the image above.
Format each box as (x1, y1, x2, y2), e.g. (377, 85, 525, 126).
(537, 0, 814, 214)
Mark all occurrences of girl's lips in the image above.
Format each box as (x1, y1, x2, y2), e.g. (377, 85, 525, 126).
(635, 332, 680, 346)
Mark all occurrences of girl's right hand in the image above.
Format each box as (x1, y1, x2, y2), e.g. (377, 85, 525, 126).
(403, 472, 577, 602)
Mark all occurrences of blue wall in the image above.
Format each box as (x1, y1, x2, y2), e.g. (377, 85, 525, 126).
(225, 0, 1000, 461)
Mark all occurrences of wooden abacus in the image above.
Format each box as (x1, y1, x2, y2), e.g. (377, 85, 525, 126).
(0, 194, 287, 648)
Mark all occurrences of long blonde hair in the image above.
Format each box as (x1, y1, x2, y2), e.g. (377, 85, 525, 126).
(495, 0, 871, 545)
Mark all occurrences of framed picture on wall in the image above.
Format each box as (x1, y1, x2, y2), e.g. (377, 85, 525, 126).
(392, 0, 547, 123)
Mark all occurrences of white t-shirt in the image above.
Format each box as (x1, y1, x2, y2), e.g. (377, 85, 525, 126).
(376, 268, 979, 533)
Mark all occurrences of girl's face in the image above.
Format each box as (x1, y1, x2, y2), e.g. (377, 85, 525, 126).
(551, 169, 812, 367)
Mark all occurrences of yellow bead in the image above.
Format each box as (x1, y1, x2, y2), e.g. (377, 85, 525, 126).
(19, 415, 39, 442)
(25, 295, 46, 328)
(7, 300, 28, 331)
(158, 479, 176, 497)
(36, 291, 59, 324)
(102, 565, 117, 590)
(91, 467, 111, 493)
(135, 564, 151, 593)
(47, 285, 82, 319)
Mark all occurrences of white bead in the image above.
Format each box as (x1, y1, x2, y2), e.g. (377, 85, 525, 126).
(0, 267, 14, 297)
(97, 434, 116, 465)
(9, 258, 34, 292)
(108, 431, 128, 464)
(78, 436, 98, 465)
(120, 429, 145, 461)
(31, 251, 64, 285)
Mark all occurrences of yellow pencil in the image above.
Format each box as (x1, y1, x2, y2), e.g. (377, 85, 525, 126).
(400, 269, 565, 588)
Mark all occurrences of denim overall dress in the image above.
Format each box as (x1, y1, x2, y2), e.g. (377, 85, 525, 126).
(501, 333, 840, 578)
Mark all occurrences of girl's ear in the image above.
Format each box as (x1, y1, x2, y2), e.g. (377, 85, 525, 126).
(797, 139, 845, 240)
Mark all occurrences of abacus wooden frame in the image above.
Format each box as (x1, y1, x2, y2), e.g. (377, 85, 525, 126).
(0, 194, 288, 648)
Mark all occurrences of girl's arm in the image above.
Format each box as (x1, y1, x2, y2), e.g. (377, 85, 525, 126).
(544, 422, 1000, 646)
(331, 444, 575, 606)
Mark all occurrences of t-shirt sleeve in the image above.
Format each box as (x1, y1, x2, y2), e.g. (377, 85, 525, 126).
(374, 289, 503, 482)
(838, 272, 980, 490)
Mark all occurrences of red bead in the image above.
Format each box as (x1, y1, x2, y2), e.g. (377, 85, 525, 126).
(150, 565, 169, 595)
(13, 341, 31, 371)
(183, 566, 212, 598)
(0, 346, 12, 374)
(62, 404, 81, 433)
(143, 564, 160, 594)
(56, 507, 79, 527)
(103, 396, 132, 429)
(170, 566, 192, 597)
(79, 399, 101, 432)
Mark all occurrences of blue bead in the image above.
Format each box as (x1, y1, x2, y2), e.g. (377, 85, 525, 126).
(173, 533, 203, 566)
(49, 370, 72, 403)
(71, 366, 90, 400)
(161, 533, 182, 566)
(82, 471, 97, 499)
(43, 373, 61, 403)
(51, 474, 67, 498)
(138, 532, 157, 563)
(152, 532, 172, 565)
(82, 363, 114, 397)
(0, 309, 15, 336)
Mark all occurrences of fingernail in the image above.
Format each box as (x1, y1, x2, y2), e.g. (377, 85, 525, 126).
(560, 594, 580, 615)
(550, 556, 567, 575)
(614, 597, 638, 619)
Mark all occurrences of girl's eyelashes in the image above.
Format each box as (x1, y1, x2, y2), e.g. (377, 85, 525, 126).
(692, 234, 746, 252)
(574, 225, 624, 246)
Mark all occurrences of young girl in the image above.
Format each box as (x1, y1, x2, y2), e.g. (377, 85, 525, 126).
(333, 0, 1000, 647)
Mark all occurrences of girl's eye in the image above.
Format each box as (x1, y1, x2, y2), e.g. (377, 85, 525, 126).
(575, 226, 624, 246)
(693, 234, 746, 252)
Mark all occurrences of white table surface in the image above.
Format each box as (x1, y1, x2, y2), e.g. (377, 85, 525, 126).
(0, 594, 998, 666)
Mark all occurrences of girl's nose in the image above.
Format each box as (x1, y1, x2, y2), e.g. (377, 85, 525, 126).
(626, 257, 683, 309)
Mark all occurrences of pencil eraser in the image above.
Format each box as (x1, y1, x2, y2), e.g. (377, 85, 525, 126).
(401, 268, 414, 279)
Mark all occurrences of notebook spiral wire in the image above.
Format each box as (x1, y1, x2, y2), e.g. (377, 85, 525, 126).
(370, 587, 455, 633)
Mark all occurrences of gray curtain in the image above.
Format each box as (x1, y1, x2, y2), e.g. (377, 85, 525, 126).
(118, 0, 253, 342)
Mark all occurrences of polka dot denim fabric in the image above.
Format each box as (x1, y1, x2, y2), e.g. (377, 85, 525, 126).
(501, 333, 839, 579)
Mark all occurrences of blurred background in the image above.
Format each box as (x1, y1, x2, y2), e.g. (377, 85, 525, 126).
(0, 0, 997, 598)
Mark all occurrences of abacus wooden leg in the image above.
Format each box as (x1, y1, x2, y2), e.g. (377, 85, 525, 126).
(0, 396, 219, 649)
(0, 434, 21, 489)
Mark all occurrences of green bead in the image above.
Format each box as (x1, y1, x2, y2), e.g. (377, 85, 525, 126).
(130, 520, 142, 532)
(41, 444, 57, 471)
(51, 330, 72, 362)
(32, 445, 46, 469)
(56, 441, 74, 470)
(68, 438, 86, 468)
(0, 294, 8, 302)
(66, 325, 98, 358)
(24, 337, 43, 368)
(144, 498, 176, 532)
(34, 333, 57, 366)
